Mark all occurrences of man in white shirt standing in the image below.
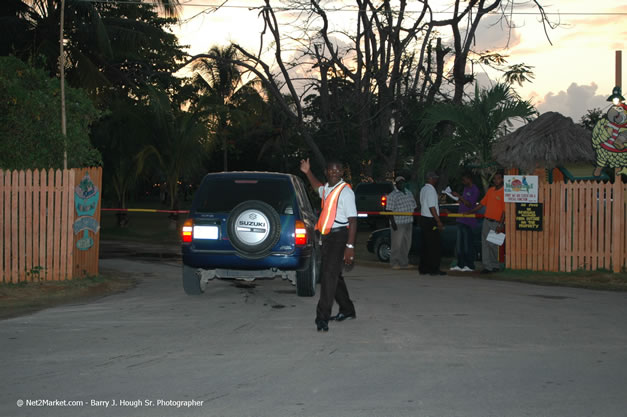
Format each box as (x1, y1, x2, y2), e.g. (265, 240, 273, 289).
(419, 171, 446, 276)
(300, 157, 357, 332)
(386, 176, 417, 269)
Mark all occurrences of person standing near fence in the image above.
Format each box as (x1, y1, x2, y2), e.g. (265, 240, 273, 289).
(419, 171, 446, 276)
(470, 171, 505, 273)
(450, 172, 480, 272)
(386, 176, 417, 270)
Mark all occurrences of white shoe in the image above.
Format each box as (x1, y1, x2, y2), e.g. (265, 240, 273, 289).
(461, 266, 474, 272)
(449, 266, 462, 271)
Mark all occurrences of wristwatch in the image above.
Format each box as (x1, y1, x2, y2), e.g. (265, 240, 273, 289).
(345, 244, 354, 249)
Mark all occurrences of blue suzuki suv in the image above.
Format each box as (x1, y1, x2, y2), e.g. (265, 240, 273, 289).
(181, 172, 320, 296)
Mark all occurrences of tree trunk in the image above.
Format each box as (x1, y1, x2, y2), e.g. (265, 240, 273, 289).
(223, 136, 228, 171)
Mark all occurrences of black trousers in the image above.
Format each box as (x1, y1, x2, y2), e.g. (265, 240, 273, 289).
(316, 228, 356, 321)
(419, 216, 442, 274)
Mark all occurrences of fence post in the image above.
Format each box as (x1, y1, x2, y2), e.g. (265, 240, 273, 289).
(559, 182, 567, 272)
(612, 174, 624, 273)
(66, 169, 75, 279)
(0, 170, 3, 283)
(39, 170, 48, 281)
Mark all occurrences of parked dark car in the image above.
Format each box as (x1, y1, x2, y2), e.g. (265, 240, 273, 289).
(181, 172, 320, 297)
(354, 182, 394, 228)
(366, 204, 483, 262)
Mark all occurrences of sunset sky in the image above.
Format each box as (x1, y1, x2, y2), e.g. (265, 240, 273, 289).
(173, 1, 626, 123)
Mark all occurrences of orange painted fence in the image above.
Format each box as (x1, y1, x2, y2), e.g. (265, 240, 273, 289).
(0, 167, 102, 283)
(505, 180, 626, 272)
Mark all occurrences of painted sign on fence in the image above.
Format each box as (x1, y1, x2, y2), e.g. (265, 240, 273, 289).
(504, 175, 538, 203)
(73, 173, 100, 250)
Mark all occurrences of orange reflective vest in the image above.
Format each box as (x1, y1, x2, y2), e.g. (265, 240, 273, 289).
(316, 182, 350, 235)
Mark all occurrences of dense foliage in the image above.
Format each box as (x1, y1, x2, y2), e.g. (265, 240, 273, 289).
(1, 0, 569, 205)
(0, 56, 101, 169)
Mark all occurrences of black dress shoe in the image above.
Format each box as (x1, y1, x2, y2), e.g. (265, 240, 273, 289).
(330, 313, 356, 322)
(315, 319, 329, 331)
(480, 269, 493, 274)
(429, 271, 447, 276)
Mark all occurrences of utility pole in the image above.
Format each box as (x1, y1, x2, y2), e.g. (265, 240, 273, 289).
(60, 0, 67, 170)
(616, 50, 622, 89)
(608, 51, 624, 105)
(615, 50, 623, 180)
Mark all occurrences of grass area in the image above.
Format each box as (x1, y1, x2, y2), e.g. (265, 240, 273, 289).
(100, 210, 184, 244)
(481, 268, 627, 292)
(0, 273, 137, 320)
(100, 196, 194, 243)
(101, 196, 193, 210)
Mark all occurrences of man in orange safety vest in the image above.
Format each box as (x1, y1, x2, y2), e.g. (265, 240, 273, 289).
(300, 157, 357, 332)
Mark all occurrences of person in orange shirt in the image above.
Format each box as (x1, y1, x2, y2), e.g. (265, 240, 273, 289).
(470, 171, 505, 273)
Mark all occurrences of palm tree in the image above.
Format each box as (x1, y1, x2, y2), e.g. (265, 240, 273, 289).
(136, 96, 208, 215)
(256, 92, 299, 172)
(420, 82, 537, 189)
(2, 0, 181, 90)
(191, 45, 244, 171)
(91, 99, 152, 213)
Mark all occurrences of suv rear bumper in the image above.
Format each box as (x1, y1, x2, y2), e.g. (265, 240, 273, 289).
(182, 246, 312, 270)
(195, 267, 296, 282)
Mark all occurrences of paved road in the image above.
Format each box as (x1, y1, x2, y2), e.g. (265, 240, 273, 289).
(2, 257, 627, 417)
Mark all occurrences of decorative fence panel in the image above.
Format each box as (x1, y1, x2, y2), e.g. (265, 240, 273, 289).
(506, 180, 626, 273)
(0, 168, 101, 283)
(72, 167, 102, 278)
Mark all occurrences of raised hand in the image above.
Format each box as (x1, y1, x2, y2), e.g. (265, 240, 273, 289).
(300, 158, 310, 174)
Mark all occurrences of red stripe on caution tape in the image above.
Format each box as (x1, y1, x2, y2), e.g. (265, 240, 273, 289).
(101, 208, 190, 214)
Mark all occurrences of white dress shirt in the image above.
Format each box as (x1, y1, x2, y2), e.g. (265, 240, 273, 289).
(419, 183, 439, 217)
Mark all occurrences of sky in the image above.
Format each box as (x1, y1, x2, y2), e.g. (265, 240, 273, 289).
(172, 0, 626, 123)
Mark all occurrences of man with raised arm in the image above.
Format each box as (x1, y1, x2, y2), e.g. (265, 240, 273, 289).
(300, 157, 358, 332)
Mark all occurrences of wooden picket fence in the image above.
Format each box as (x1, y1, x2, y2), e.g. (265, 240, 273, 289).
(505, 179, 626, 272)
(0, 167, 102, 283)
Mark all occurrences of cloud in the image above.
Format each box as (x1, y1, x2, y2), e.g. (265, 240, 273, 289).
(534, 82, 609, 122)
(611, 39, 626, 50)
(472, 15, 523, 51)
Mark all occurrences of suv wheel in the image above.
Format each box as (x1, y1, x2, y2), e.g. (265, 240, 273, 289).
(182, 265, 203, 295)
(296, 247, 319, 297)
(227, 200, 281, 258)
(375, 236, 391, 262)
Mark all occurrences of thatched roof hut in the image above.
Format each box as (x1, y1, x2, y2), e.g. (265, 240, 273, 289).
(493, 111, 596, 172)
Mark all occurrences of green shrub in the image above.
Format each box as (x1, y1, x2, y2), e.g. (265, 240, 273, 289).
(0, 56, 101, 169)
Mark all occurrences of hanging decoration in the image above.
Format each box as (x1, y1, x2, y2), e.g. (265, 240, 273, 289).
(73, 173, 100, 250)
(591, 88, 627, 176)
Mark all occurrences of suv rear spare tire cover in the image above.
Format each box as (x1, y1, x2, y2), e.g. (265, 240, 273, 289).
(227, 200, 281, 257)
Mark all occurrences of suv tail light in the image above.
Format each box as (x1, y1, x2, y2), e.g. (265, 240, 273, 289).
(294, 220, 307, 246)
(182, 219, 193, 243)
(380, 195, 387, 208)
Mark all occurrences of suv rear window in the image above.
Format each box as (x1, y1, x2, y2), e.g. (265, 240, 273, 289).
(195, 177, 295, 214)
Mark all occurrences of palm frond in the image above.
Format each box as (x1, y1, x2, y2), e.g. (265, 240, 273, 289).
(418, 82, 538, 182)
